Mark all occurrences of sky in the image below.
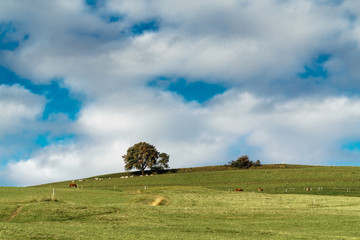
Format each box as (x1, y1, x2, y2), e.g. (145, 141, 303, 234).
(1, 0, 360, 186)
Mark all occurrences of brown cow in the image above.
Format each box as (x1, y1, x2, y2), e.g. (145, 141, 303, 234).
(235, 188, 243, 192)
(258, 188, 263, 192)
(305, 187, 311, 191)
(69, 183, 77, 188)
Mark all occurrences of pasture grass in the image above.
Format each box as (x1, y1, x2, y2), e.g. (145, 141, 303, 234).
(43, 165, 360, 196)
(1, 165, 360, 239)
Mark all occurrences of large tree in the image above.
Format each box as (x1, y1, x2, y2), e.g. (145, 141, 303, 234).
(122, 142, 169, 175)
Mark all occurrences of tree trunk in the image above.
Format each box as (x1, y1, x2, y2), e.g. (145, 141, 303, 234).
(141, 168, 144, 176)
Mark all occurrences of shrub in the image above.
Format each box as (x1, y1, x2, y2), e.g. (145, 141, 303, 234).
(226, 155, 261, 169)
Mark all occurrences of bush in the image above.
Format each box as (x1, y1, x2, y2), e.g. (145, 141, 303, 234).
(226, 155, 260, 169)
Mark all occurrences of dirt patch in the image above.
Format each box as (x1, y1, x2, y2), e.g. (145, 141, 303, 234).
(7, 206, 23, 221)
(150, 197, 164, 206)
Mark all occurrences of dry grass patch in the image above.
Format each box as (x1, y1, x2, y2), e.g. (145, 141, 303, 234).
(150, 197, 164, 206)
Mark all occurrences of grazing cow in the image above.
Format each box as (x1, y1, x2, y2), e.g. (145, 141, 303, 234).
(235, 188, 243, 192)
(305, 187, 311, 191)
(258, 188, 263, 192)
(69, 183, 77, 188)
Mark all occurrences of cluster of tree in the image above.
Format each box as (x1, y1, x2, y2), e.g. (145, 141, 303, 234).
(123, 142, 260, 174)
(226, 155, 261, 169)
(122, 142, 169, 175)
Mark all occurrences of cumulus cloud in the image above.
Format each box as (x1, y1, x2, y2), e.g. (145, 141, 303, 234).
(209, 92, 360, 164)
(0, 84, 44, 133)
(6, 142, 124, 186)
(7, 90, 360, 186)
(1, 0, 360, 186)
(0, 85, 44, 162)
(1, 0, 358, 94)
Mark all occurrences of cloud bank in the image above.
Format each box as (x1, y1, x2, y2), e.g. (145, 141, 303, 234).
(1, 0, 360, 186)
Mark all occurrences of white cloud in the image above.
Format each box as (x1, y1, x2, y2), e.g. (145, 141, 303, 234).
(1, 0, 358, 93)
(0, 84, 44, 135)
(0, 84, 45, 170)
(6, 142, 124, 186)
(8, 89, 360, 186)
(209, 92, 360, 164)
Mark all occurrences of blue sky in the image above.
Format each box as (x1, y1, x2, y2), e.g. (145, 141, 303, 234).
(0, 66, 81, 120)
(1, 0, 360, 186)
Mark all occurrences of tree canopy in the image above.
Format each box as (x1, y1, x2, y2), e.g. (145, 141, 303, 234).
(122, 142, 170, 175)
(227, 155, 261, 169)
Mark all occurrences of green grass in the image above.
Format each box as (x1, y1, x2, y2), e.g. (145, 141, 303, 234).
(1, 165, 360, 239)
(42, 165, 360, 196)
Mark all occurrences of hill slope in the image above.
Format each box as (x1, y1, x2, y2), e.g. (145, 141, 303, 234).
(1, 165, 360, 239)
(40, 164, 360, 196)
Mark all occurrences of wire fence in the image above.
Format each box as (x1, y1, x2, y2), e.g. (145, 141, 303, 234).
(271, 187, 360, 192)
(228, 187, 360, 194)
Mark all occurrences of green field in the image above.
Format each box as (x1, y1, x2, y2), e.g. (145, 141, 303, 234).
(1, 165, 360, 239)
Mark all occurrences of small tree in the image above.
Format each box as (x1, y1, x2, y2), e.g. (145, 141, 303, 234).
(153, 152, 170, 170)
(227, 155, 260, 169)
(122, 142, 169, 175)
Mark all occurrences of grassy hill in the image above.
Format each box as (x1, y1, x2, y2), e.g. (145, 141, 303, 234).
(40, 164, 360, 196)
(1, 165, 360, 239)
